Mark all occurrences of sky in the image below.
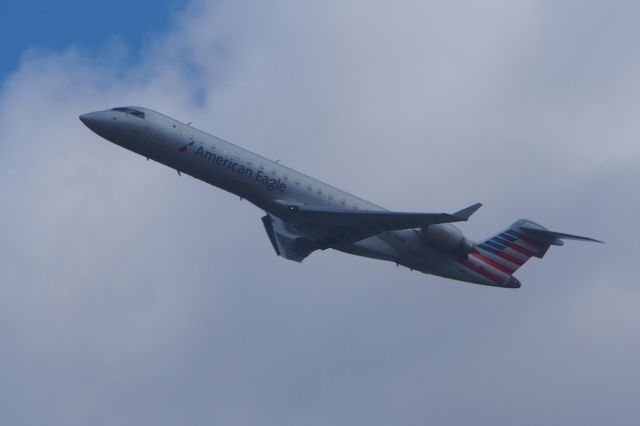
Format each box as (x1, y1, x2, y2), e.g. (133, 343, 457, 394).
(0, 0, 189, 81)
(1, 1, 639, 425)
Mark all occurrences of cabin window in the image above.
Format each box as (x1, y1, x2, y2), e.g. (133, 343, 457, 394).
(283, 174, 288, 181)
(306, 184, 312, 191)
(295, 179, 300, 185)
(340, 199, 346, 205)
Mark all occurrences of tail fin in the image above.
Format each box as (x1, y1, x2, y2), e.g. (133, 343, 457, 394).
(473, 219, 602, 277)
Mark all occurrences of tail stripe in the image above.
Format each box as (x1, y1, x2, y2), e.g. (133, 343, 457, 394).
(484, 240, 506, 251)
(520, 235, 544, 249)
(499, 233, 518, 243)
(478, 243, 529, 265)
(459, 259, 504, 285)
(509, 243, 535, 257)
(477, 249, 522, 269)
(505, 229, 523, 238)
(504, 246, 530, 261)
(504, 229, 544, 252)
(493, 236, 513, 246)
(496, 250, 526, 266)
(511, 237, 543, 253)
(478, 243, 500, 254)
(470, 252, 514, 274)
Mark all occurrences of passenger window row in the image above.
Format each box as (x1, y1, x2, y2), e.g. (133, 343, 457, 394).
(188, 139, 357, 208)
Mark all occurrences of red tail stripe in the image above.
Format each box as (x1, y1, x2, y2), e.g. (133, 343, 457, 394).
(470, 252, 514, 275)
(460, 259, 504, 285)
(520, 235, 544, 249)
(497, 250, 526, 266)
(509, 243, 535, 257)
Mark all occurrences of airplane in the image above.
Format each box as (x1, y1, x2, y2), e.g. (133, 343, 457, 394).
(79, 106, 602, 289)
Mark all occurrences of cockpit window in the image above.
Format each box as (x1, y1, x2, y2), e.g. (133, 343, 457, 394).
(110, 107, 145, 119)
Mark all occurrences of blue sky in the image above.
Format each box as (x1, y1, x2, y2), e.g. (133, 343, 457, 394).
(0, 0, 189, 81)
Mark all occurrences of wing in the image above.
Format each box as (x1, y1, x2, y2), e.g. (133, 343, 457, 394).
(262, 203, 481, 262)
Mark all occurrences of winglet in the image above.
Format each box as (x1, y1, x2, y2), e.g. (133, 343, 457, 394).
(452, 203, 482, 221)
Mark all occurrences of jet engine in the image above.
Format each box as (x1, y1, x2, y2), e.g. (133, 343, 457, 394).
(420, 224, 475, 257)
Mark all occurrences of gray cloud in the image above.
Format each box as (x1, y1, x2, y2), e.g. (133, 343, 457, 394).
(0, 1, 638, 425)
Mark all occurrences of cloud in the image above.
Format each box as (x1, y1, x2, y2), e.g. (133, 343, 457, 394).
(0, 1, 638, 425)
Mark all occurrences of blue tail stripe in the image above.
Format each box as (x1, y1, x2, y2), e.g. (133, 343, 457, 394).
(479, 244, 501, 255)
(505, 229, 523, 239)
(493, 236, 512, 246)
(485, 240, 506, 250)
(499, 233, 517, 242)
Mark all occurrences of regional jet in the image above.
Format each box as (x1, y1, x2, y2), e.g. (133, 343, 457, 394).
(79, 107, 602, 288)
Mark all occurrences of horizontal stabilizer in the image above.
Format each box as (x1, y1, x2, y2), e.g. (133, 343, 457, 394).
(520, 227, 604, 244)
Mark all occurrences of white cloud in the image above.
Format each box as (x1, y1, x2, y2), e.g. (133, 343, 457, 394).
(0, 1, 638, 425)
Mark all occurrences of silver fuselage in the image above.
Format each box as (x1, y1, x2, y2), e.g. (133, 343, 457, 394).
(80, 107, 509, 287)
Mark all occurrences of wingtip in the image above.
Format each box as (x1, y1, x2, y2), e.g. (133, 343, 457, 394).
(452, 202, 482, 221)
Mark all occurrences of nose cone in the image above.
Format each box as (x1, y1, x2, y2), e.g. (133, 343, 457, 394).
(79, 111, 116, 139)
(79, 112, 100, 129)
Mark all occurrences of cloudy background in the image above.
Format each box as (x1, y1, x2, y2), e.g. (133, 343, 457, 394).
(1, 1, 638, 424)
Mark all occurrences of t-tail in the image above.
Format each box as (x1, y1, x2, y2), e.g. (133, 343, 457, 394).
(466, 219, 603, 288)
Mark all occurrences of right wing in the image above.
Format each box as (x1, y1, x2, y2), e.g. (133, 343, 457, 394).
(262, 203, 482, 261)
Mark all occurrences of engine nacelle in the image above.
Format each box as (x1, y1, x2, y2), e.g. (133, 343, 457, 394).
(420, 224, 475, 257)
